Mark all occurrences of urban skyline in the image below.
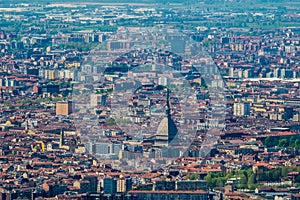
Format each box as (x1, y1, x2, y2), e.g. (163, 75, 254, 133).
(0, 0, 299, 199)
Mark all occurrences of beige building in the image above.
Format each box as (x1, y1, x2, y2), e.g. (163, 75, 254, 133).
(90, 93, 107, 107)
(56, 101, 73, 115)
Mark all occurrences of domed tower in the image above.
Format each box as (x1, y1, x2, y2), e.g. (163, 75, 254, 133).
(155, 89, 178, 147)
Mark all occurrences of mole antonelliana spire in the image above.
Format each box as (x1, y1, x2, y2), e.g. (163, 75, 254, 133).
(155, 89, 178, 147)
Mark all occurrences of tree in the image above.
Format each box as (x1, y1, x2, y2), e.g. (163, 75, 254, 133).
(247, 174, 256, 188)
(238, 174, 247, 189)
(186, 173, 199, 180)
(216, 178, 225, 187)
(278, 139, 288, 147)
(230, 170, 236, 176)
(106, 118, 116, 125)
(204, 173, 212, 183)
(289, 136, 296, 147)
(272, 168, 281, 181)
(295, 175, 300, 183)
(295, 139, 300, 149)
(264, 136, 280, 147)
(205, 173, 215, 188)
(264, 136, 274, 147)
(281, 167, 288, 177)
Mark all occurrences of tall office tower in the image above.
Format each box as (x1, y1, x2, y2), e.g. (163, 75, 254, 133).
(233, 102, 250, 117)
(56, 101, 73, 115)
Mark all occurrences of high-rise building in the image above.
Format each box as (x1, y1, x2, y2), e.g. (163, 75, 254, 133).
(44, 69, 57, 80)
(59, 129, 65, 148)
(94, 143, 111, 155)
(116, 178, 132, 193)
(117, 179, 126, 193)
(40, 83, 59, 94)
(90, 93, 107, 107)
(83, 176, 98, 192)
(274, 68, 281, 78)
(283, 107, 293, 120)
(56, 101, 73, 116)
(233, 102, 250, 117)
(243, 69, 254, 78)
(103, 178, 117, 194)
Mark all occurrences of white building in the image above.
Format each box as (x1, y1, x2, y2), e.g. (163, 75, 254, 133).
(233, 102, 250, 116)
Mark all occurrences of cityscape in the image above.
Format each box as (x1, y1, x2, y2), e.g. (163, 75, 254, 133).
(0, 0, 300, 199)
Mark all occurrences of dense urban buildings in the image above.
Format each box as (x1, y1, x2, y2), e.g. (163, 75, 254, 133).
(0, 0, 300, 199)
